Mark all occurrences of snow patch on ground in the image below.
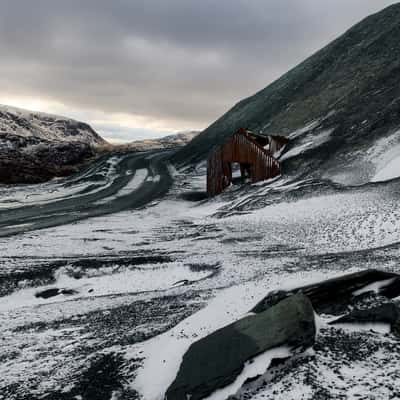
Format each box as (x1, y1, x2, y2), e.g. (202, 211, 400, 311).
(0, 262, 211, 312)
(372, 152, 400, 182)
(353, 278, 396, 296)
(281, 129, 333, 161)
(287, 120, 322, 140)
(331, 322, 391, 334)
(95, 168, 148, 204)
(368, 129, 400, 182)
(205, 347, 291, 400)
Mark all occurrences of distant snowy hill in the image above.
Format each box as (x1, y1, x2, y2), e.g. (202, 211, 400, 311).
(0, 105, 106, 147)
(0, 105, 106, 184)
(119, 131, 199, 151)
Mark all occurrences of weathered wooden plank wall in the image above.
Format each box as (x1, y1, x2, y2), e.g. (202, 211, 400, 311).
(207, 130, 282, 196)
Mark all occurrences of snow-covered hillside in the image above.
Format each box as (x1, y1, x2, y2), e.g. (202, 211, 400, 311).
(174, 2, 400, 187)
(275, 117, 400, 185)
(0, 105, 106, 184)
(0, 105, 106, 146)
(120, 131, 199, 151)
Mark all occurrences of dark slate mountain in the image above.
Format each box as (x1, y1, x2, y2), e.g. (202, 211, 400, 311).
(173, 3, 400, 185)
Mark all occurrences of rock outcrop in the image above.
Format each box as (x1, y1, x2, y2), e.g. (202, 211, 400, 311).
(166, 270, 400, 399)
(329, 303, 400, 331)
(0, 142, 97, 184)
(166, 294, 315, 400)
(252, 269, 400, 315)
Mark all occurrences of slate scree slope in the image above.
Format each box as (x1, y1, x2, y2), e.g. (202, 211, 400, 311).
(173, 3, 400, 185)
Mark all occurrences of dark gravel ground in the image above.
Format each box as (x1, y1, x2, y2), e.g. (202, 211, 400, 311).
(1, 290, 208, 400)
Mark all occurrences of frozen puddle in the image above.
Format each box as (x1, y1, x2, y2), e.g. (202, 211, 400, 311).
(0, 262, 211, 312)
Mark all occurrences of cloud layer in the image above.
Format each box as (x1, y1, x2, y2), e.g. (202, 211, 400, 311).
(0, 0, 395, 140)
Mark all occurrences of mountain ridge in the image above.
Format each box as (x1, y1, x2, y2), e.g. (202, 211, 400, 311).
(115, 131, 199, 151)
(0, 105, 106, 146)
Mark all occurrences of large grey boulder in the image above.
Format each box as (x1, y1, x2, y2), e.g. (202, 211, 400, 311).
(166, 294, 315, 400)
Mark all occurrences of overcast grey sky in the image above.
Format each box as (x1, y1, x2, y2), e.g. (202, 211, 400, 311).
(0, 0, 396, 141)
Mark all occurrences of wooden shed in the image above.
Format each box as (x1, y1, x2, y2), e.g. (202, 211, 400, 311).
(207, 128, 282, 196)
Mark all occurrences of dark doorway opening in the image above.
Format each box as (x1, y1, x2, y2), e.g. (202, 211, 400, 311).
(231, 162, 251, 185)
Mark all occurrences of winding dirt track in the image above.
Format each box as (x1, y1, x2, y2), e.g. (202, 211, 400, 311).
(0, 150, 173, 237)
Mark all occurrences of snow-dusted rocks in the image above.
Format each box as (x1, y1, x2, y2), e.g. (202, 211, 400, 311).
(252, 269, 400, 315)
(222, 270, 400, 399)
(329, 303, 400, 333)
(166, 294, 315, 400)
(166, 270, 400, 399)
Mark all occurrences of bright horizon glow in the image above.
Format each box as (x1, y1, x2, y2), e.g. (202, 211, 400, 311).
(0, 96, 202, 142)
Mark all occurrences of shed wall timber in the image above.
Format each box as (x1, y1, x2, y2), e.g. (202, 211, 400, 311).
(207, 131, 281, 196)
(269, 135, 289, 154)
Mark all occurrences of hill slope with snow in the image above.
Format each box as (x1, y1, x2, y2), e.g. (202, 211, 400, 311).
(173, 3, 400, 185)
(0, 105, 107, 184)
(117, 131, 199, 151)
(0, 105, 106, 146)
